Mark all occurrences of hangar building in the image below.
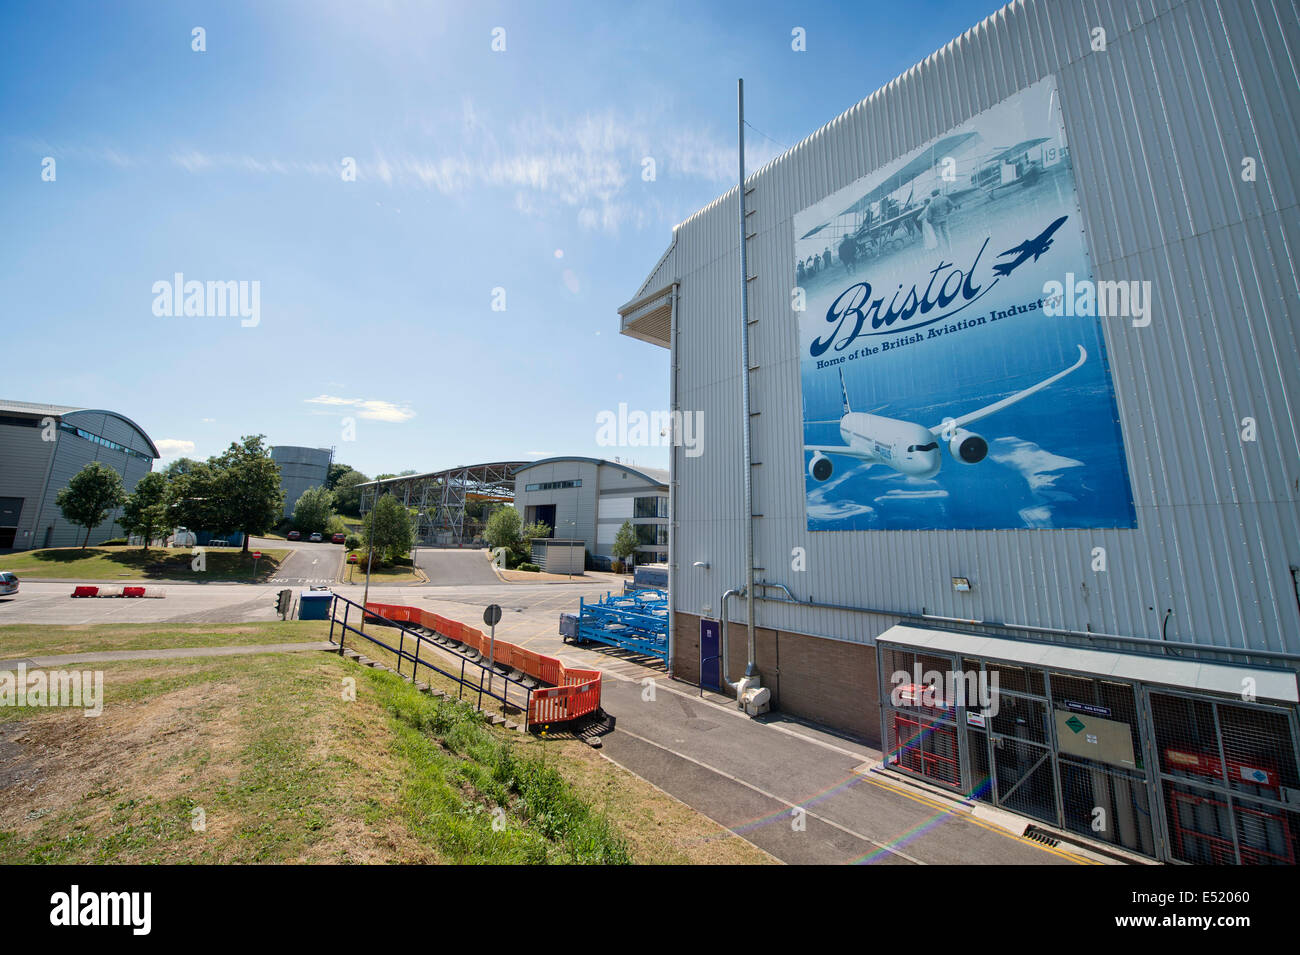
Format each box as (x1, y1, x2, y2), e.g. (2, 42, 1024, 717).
(0, 399, 159, 549)
(514, 457, 669, 567)
(620, 0, 1300, 864)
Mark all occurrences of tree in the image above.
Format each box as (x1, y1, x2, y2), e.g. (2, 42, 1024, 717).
(213, 435, 284, 554)
(119, 472, 169, 551)
(55, 461, 126, 549)
(161, 457, 203, 479)
(292, 486, 336, 534)
(165, 460, 222, 534)
(331, 469, 370, 515)
(362, 494, 413, 563)
(325, 462, 352, 490)
(484, 506, 522, 551)
(612, 520, 638, 571)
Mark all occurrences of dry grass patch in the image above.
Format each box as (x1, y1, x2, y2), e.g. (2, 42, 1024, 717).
(0, 621, 333, 659)
(0, 638, 778, 865)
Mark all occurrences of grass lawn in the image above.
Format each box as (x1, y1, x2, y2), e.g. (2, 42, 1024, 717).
(0, 620, 333, 660)
(341, 552, 423, 584)
(0, 546, 290, 582)
(0, 647, 773, 864)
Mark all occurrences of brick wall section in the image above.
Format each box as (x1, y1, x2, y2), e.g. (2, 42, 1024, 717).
(673, 611, 881, 746)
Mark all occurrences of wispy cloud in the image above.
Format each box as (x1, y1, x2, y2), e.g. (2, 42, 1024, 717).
(22, 103, 784, 235)
(305, 395, 415, 422)
(155, 438, 196, 457)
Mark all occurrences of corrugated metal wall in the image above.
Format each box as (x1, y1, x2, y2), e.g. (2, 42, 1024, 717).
(272, 445, 332, 519)
(0, 420, 55, 547)
(663, 0, 1300, 657)
(32, 411, 157, 547)
(514, 459, 601, 550)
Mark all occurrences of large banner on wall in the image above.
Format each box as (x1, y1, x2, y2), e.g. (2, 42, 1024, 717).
(795, 76, 1136, 531)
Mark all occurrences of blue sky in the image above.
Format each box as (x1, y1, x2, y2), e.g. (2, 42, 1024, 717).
(1, 0, 1003, 477)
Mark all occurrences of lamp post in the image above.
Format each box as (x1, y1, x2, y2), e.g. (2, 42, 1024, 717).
(361, 509, 374, 633)
(567, 520, 577, 581)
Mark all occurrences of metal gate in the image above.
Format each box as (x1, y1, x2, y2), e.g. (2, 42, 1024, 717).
(1145, 689, 1300, 865)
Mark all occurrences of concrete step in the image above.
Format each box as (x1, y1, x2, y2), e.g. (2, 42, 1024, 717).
(487, 714, 506, 726)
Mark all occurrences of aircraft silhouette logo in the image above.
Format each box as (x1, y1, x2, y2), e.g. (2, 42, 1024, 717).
(992, 215, 1068, 277)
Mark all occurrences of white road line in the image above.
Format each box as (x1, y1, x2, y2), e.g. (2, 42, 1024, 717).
(614, 726, 924, 865)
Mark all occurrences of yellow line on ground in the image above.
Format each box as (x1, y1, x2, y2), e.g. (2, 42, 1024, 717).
(858, 774, 1097, 864)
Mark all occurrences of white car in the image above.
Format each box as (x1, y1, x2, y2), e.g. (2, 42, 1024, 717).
(309, 532, 323, 542)
(0, 572, 18, 596)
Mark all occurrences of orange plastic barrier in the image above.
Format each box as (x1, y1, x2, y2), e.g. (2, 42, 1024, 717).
(364, 602, 601, 726)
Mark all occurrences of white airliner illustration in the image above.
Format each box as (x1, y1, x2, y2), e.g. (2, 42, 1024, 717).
(805, 345, 1087, 482)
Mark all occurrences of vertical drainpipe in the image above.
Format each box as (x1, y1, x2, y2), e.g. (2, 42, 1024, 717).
(737, 78, 757, 679)
(667, 281, 680, 678)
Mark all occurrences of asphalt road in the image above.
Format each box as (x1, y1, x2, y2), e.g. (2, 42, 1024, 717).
(260, 539, 344, 586)
(412, 548, 501, 586)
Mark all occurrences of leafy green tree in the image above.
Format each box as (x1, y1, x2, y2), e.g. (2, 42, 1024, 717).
(161, 457, 203, 479)
(331, 469, 370, 515)
(292, 486, 336, 534)
(362, 494, 413, 563)
(612, 520, 638, 571)
(484, 506, 522, 552)
(213, 435, 284, 553)
(55, 461, 126, 549)
(165, 460, 222, 534)
(119, 472, 169, 551)
(521, 519, 552, 541)
(325, 462, 352, 490)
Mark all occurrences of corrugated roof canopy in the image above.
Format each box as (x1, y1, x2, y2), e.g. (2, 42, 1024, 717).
(879, 625, 1299, 704)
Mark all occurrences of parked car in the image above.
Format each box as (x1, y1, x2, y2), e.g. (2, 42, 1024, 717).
(309, 532, 322, 542)
(332, 532, 346, 544)
(287, 530, 301, 541)
(0, 572, 18, 596)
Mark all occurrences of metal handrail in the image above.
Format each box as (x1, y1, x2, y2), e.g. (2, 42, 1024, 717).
(329, 593, 533, 715)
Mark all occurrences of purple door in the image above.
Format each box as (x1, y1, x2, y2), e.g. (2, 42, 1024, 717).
(700, 619, 721, 691)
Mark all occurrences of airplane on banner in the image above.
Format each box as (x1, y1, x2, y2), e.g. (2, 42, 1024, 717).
(992, 215, 1068, 277)
(805, 345, 1087, 482)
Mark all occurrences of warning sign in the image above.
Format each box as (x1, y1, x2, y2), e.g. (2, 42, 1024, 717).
(1054, 709, 1136, 769)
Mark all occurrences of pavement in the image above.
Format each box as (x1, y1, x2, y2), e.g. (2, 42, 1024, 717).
(593, 674, 1097, 865)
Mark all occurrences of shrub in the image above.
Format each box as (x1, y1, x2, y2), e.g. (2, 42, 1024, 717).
(517, 562, 540, 573)
(345, 533, 361, 550)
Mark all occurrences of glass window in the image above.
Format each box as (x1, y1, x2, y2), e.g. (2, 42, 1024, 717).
(634, 496, 668, 518)
(524, 480, 581, 492)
